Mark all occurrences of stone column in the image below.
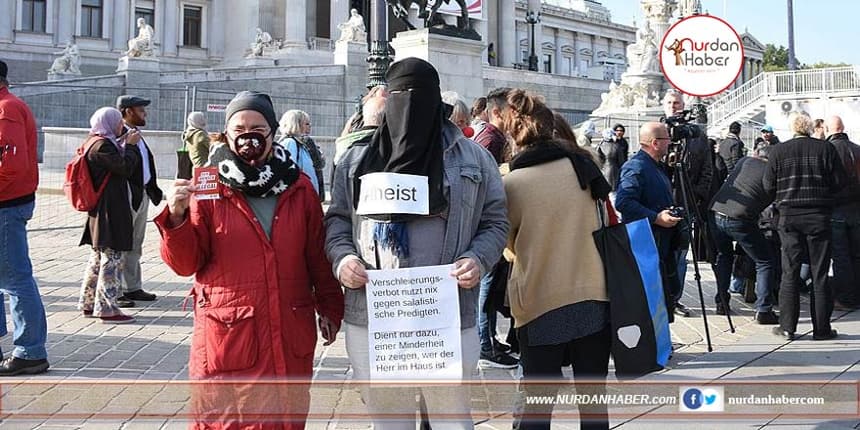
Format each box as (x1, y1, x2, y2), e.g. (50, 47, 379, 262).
(286, 0, 308, 44)
(163, 0, 178, 55)
(573, 32, 582, 75)
(210, 0, 226, 57)
(103, 0, 114, 43)
(554, 29, 563, 75)
(113, 0, 130, 52)
(486, 0, 498, 64)
(0, 0, 13, 41)
(306, 0, 317, 41)
(330, 0, 350, 43)
(55, 0, 75, 45)
(498, 0, 516, 67)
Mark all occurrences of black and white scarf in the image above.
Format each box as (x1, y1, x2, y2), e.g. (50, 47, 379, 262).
(208, 143, 300, 198)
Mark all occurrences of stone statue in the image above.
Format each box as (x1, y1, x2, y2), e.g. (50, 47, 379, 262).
(387, 0, 473, 34)
(337, 9, 367, 43)
(249, 28, 273, 57)
(126, 18, 155, 57)
(638, 21, 658, 73)
(49, 40, 81, 75)
(678, 0, 702, 18)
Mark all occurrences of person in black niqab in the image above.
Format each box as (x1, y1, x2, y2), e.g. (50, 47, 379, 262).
(353, 57, 448, 219)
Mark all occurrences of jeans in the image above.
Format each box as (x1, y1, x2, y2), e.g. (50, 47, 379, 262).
(729, 276, 744, 293)
(711, 214, 775, 313)
(477, 271, 497, 354)
(777, 212, 833, 334)
(122, 197, 148, 294)
(0, 200, 48, 360)
(674, 226, 690, 303)
(831, 206, 860, 306)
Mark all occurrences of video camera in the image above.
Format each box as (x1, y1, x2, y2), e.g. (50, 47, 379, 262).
(661, 109, 702, 142)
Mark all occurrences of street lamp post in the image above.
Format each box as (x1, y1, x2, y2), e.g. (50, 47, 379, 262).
(367, 0, 393, 88)
(786, 0, 797, 70)
(525, 10, 540, 72)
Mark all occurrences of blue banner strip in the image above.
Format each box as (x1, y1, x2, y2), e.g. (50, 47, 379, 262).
(625, 219, 672, 366)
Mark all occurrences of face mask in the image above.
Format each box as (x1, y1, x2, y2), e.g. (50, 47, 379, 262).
(232, 131, 268, 165)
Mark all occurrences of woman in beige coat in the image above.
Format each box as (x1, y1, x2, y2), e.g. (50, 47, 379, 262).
(500, 89, 612, 430)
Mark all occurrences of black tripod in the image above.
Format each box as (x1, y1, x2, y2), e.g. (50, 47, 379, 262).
(673, 148, 734, 353)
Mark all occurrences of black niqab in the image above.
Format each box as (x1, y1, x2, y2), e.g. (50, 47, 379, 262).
(353, 58, 447, 219)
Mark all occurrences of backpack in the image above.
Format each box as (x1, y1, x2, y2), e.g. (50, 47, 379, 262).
(64, 136, 111, 212)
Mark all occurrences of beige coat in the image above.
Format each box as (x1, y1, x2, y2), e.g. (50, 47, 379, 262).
(504, 158, 608, 327)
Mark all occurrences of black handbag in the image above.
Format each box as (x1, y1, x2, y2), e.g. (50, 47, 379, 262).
(592, 200, 672, 379)
(176, 149, 192, 180)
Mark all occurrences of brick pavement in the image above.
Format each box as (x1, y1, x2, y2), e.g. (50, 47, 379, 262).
(0, 176, 857, 429)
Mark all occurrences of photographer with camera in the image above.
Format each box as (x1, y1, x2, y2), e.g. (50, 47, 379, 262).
(616, 122, 684, 322)
(660, 90, 715, 318)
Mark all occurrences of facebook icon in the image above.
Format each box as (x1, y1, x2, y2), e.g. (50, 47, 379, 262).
(683, 388, 704, 410)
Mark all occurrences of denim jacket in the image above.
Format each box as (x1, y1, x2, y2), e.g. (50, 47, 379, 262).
(324, 122, 509, 327)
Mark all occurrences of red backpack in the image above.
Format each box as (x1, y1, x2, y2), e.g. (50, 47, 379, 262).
(64, 136, 111, 212)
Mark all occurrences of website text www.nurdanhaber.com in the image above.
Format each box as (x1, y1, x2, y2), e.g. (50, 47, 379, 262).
(526, 394, 677, 406)
(727, 394, 825, 406)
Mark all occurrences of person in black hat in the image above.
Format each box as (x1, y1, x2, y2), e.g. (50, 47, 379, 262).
(0, 59, 51, 375)
(325, 57, 508, 428)
(156, 91, 344, 427)
(115, 95, 163, 307)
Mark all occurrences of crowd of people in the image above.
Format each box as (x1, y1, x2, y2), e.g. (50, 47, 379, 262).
(0, 56, 858, 429)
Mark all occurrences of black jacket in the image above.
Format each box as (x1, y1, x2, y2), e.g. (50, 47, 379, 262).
(80, 138, 141, 251)
(710, 157, 772, 221)
(124, 126, 164, 210)
(668, 131, 714, 218)
(763, 135, 848, 213)
(827, 133, 860, 209)
(716, 133, 745, 180)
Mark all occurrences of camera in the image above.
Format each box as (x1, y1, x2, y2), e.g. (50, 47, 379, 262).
(661, 109, 702, 142)
(668, 206, 686, 218)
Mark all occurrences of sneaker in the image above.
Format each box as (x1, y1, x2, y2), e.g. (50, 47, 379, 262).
(0, 357, 49, 376)
(82, 309, 94, 318)
(116, 297, 135, 308)
(493, 339, 512, 353)
(674, 302, 691, 317)
(124, 290, 157, 301)
(478, 351, 518, 369)
(100, 314, 135, 324)
(755, 311, 779, 325)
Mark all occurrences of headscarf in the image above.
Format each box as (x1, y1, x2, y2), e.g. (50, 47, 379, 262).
(186, 111, 206, 130)
(89, 107, 124, 148)
(352, 57, 447, 220)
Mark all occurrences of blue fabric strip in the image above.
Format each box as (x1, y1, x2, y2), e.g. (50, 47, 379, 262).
(625, 218, 672, 367)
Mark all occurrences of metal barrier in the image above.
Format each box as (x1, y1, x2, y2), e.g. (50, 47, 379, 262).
(12, 82, 357, 230)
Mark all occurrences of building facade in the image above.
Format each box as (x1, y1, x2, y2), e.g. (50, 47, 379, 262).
(0, 0, 641, 82)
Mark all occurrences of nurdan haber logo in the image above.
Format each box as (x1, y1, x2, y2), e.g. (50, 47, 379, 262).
(659, 14, 744, 97)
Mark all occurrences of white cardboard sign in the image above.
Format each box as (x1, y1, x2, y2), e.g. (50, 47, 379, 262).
(366, 264, 462, 380)
(356, 172, 429, 216)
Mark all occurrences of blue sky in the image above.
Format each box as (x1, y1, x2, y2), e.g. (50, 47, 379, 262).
(599, 0, 860, 65)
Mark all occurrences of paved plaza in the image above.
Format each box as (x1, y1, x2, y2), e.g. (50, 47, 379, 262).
(0, 172, 858, 429)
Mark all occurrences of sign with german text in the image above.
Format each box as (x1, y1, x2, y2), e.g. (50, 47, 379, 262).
(366, 265, 462, 380)
(206, 104, 227, 113)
